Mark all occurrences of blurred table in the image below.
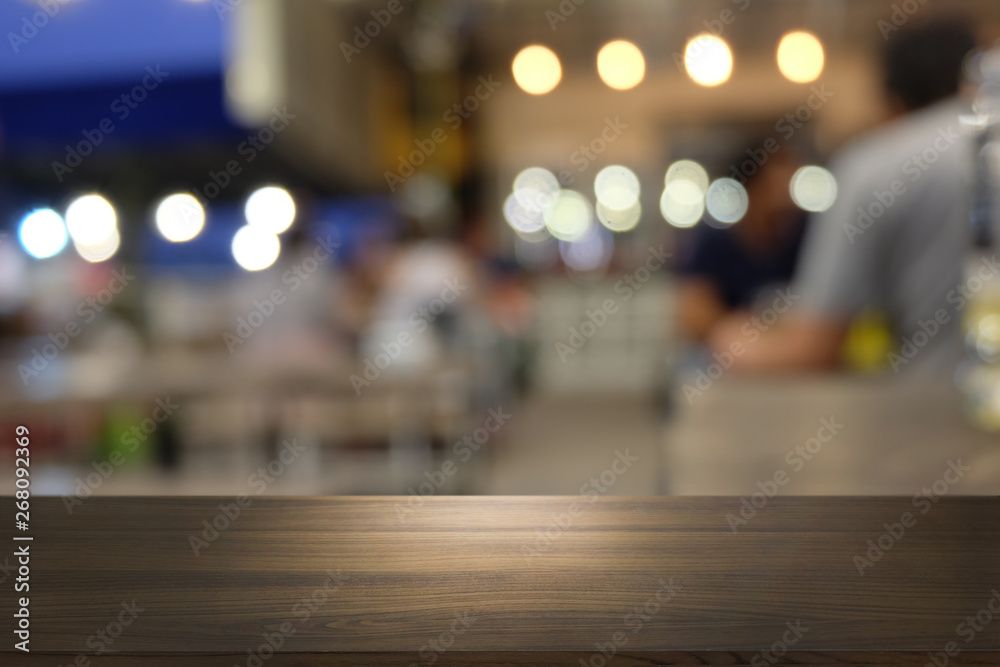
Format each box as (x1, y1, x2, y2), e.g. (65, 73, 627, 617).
(4, 496, 998, 666)
(664, 374, 1000, 495)
(0, 349, 477, 492)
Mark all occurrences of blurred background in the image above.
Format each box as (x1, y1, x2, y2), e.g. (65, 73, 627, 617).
(2, 0, 1000, 500)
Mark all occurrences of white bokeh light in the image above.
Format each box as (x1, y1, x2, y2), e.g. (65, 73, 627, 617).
(503, 192, 547, 234)
(705, 178, 749, 224)
(514, 226, 552, 244)
(232, 225, 281, 271)
(660, 180, 705, 228)
(513, 167, 560, 213)
(66, 194, 117, 246)
(777, 31, 824, 84)
(245, 186, 295, 234)
(543, 190, 592, 242)
(596, 40, 645, 91)
(18, 209, 68, 259)
(665, 160, 710, 194)
(155, 193, 206, 243)
(74, 228, 121, 263)
(594, 165, 640, 211)
(684, 34, 733, 87)
(596, 200, 641, 233)
(790, 166, 838, 212)
(559, 224, 613, 273)
(512, 45, 562, 95)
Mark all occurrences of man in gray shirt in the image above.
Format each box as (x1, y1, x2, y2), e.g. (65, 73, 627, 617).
(710, 19, 980, 374)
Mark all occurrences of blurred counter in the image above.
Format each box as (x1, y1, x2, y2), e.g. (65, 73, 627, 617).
(664, 374, 1000, 495)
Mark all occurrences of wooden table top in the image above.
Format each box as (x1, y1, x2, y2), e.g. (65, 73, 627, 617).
(4, 496, 1000, 666)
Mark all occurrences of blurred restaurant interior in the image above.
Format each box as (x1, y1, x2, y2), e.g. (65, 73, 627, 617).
(2, 0, 1000, 501)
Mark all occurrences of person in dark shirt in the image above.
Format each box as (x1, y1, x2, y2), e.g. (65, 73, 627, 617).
(676, 147, 806, 342)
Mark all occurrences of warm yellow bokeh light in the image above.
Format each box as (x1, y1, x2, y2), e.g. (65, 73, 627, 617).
(512, 45, 562, 95)
(777, 31, 825, 83)
(596, 40, 645, 91)
(684, 34, 733, 87)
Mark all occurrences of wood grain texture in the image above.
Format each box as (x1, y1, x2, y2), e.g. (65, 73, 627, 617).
(2, 496, 999, 666)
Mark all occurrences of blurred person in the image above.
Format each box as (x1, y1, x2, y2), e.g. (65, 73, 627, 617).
(708, 18, 978, 374)
(359, 215, 479, 377)
(676, 148, 806, 342)
(484, 258, 537, 397)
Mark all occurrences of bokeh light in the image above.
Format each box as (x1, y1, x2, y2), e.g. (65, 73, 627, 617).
(684, 34, 733, 87)
(596, 200, 642, 233)
(665, 160, 710, 194)
(74, 228, 121, 263)
(660, 180, 705, 228)
(705, 178, 749, 225)
(594, 165, 640, 211)
(155, 193, 206, 243)
(513, 167, 560, 212)
(65, 194, 117, 247)
(245, 186, 295, 234)
(559, 223, 613, 273)
(973, 313, 1000, 362)
(232, 225, 281, 271)
(790, 165, 838, 212)
(596, 40, 645, 91)
(777, 31, 825, 84)
(18, 209, 68, 259)
(514, 226, 552, 244)
(512, 45, 562, 95)
(543, 190, 592, 242)
(503, 192, 547, 234)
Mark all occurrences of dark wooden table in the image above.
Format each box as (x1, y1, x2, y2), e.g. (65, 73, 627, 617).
(2, 496, 999, 665)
